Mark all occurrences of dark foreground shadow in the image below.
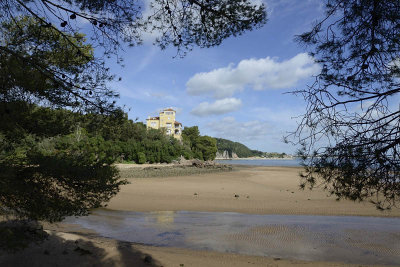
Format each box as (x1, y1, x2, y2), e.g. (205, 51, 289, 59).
(0, 221, 160, 267)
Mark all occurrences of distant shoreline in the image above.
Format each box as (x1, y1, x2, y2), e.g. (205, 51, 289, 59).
(215, 157, 296, 160)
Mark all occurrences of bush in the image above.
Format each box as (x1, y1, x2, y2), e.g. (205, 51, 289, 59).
(137, 152, 146, 164)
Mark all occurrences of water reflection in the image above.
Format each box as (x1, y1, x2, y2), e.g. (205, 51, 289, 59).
(65, 210, 400, 265)
(154, 211, 175, 225)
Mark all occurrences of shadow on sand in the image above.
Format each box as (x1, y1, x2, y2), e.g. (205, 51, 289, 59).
(0, 221, 160, 267)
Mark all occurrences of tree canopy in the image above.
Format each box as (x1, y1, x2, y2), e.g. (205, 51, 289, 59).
(182, 126, 217, 161)
(290, 0, 400, 209)
(1, 0, 267, 113)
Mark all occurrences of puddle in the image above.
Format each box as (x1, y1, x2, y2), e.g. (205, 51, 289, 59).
(65, 210, 400, 265)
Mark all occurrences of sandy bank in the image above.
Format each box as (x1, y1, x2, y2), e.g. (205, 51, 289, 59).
(109, 166, 400, 217)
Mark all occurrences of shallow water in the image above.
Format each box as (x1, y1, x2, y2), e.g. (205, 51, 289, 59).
(216, 159, 302, 167)
(65, 210, 400, 265)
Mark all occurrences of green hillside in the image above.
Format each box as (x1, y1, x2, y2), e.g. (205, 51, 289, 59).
(215, 138, 263, 158)
(215, 138, 287, 158)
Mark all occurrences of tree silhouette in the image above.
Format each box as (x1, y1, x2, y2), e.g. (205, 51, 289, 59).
(290, 0, 400, 209)
(1, 0, 267, 113)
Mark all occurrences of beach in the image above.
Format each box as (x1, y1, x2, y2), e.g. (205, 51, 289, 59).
(1, 165, 399, 267)
(109, 165, 400, 217)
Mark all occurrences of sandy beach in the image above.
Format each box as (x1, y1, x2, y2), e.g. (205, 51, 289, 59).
(110, 165, 400, 217)
(1, 165, 399, 267)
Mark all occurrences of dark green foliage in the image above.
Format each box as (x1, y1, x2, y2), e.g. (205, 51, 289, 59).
(0, 16, 116, 114)
(264, 152, 287, 158)
(137, 152, 146, 164)
(182, 126, 201, 150)
(215, 138, 263, 158)
(215, 138, 286, 158)
(182, 127, 217, 161)
(0, 101, 196, 221)
(0, 17, 126, 223)
(196, 136, 218, 161)
(0, 123, 125, 222)
(291, 0, 400, 209)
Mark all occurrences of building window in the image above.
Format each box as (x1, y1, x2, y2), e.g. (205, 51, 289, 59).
(167, 129, 171, 134)
(151, 122, 156, 127)
(166, 123, 172, 128)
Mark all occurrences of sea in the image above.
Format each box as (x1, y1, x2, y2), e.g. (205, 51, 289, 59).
(215, 158, 302, 167)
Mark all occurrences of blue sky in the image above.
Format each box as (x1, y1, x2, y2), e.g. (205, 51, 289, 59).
(108, 0, 325, 153)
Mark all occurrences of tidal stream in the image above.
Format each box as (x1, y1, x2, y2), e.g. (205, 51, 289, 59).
(65, 210, 400, 265)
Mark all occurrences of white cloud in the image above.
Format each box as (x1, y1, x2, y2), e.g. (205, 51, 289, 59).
(206, 117, 270, 141)
(186, 53, 320, 99)
(191, 98, 242, 117)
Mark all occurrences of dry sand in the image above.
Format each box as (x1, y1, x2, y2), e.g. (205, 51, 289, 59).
(1, 165, 399, 267)
(109, 166, 400, 217)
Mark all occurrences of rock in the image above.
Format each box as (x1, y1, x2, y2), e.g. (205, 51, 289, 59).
(215, 150, 232, 159)
(234, 194, 239, 198)
(191, 159, 203, 167)
(178, 156, 192, 166)
(143, 255, 152, 264)
(205, 160, 215, 166)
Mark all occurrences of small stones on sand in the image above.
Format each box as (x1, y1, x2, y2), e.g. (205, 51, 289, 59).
(246, 195, 250, 199)
(273, 257, 281, 261)
(194, 193, 198, 196)
(234, 194, 239, 198)
(291, 192, 294, 194)
(180, 264, 185, 267)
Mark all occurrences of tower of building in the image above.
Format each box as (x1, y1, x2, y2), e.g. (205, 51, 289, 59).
(146, 108, 182, 140)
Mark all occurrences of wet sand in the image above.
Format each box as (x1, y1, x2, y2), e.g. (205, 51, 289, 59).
(2, 165, 399, 267)
(109, 166, 400, 217)
(2, 229, 388, 267)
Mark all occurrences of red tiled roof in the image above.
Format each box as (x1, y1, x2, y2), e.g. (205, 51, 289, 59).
(164, 108, 175, 111)
(174, 121, 182, 125)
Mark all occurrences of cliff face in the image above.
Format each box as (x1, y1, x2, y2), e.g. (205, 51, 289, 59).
(215, 150, 239, 159)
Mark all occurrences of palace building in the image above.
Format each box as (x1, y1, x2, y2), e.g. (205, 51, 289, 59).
(146, 108, 182, 140)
